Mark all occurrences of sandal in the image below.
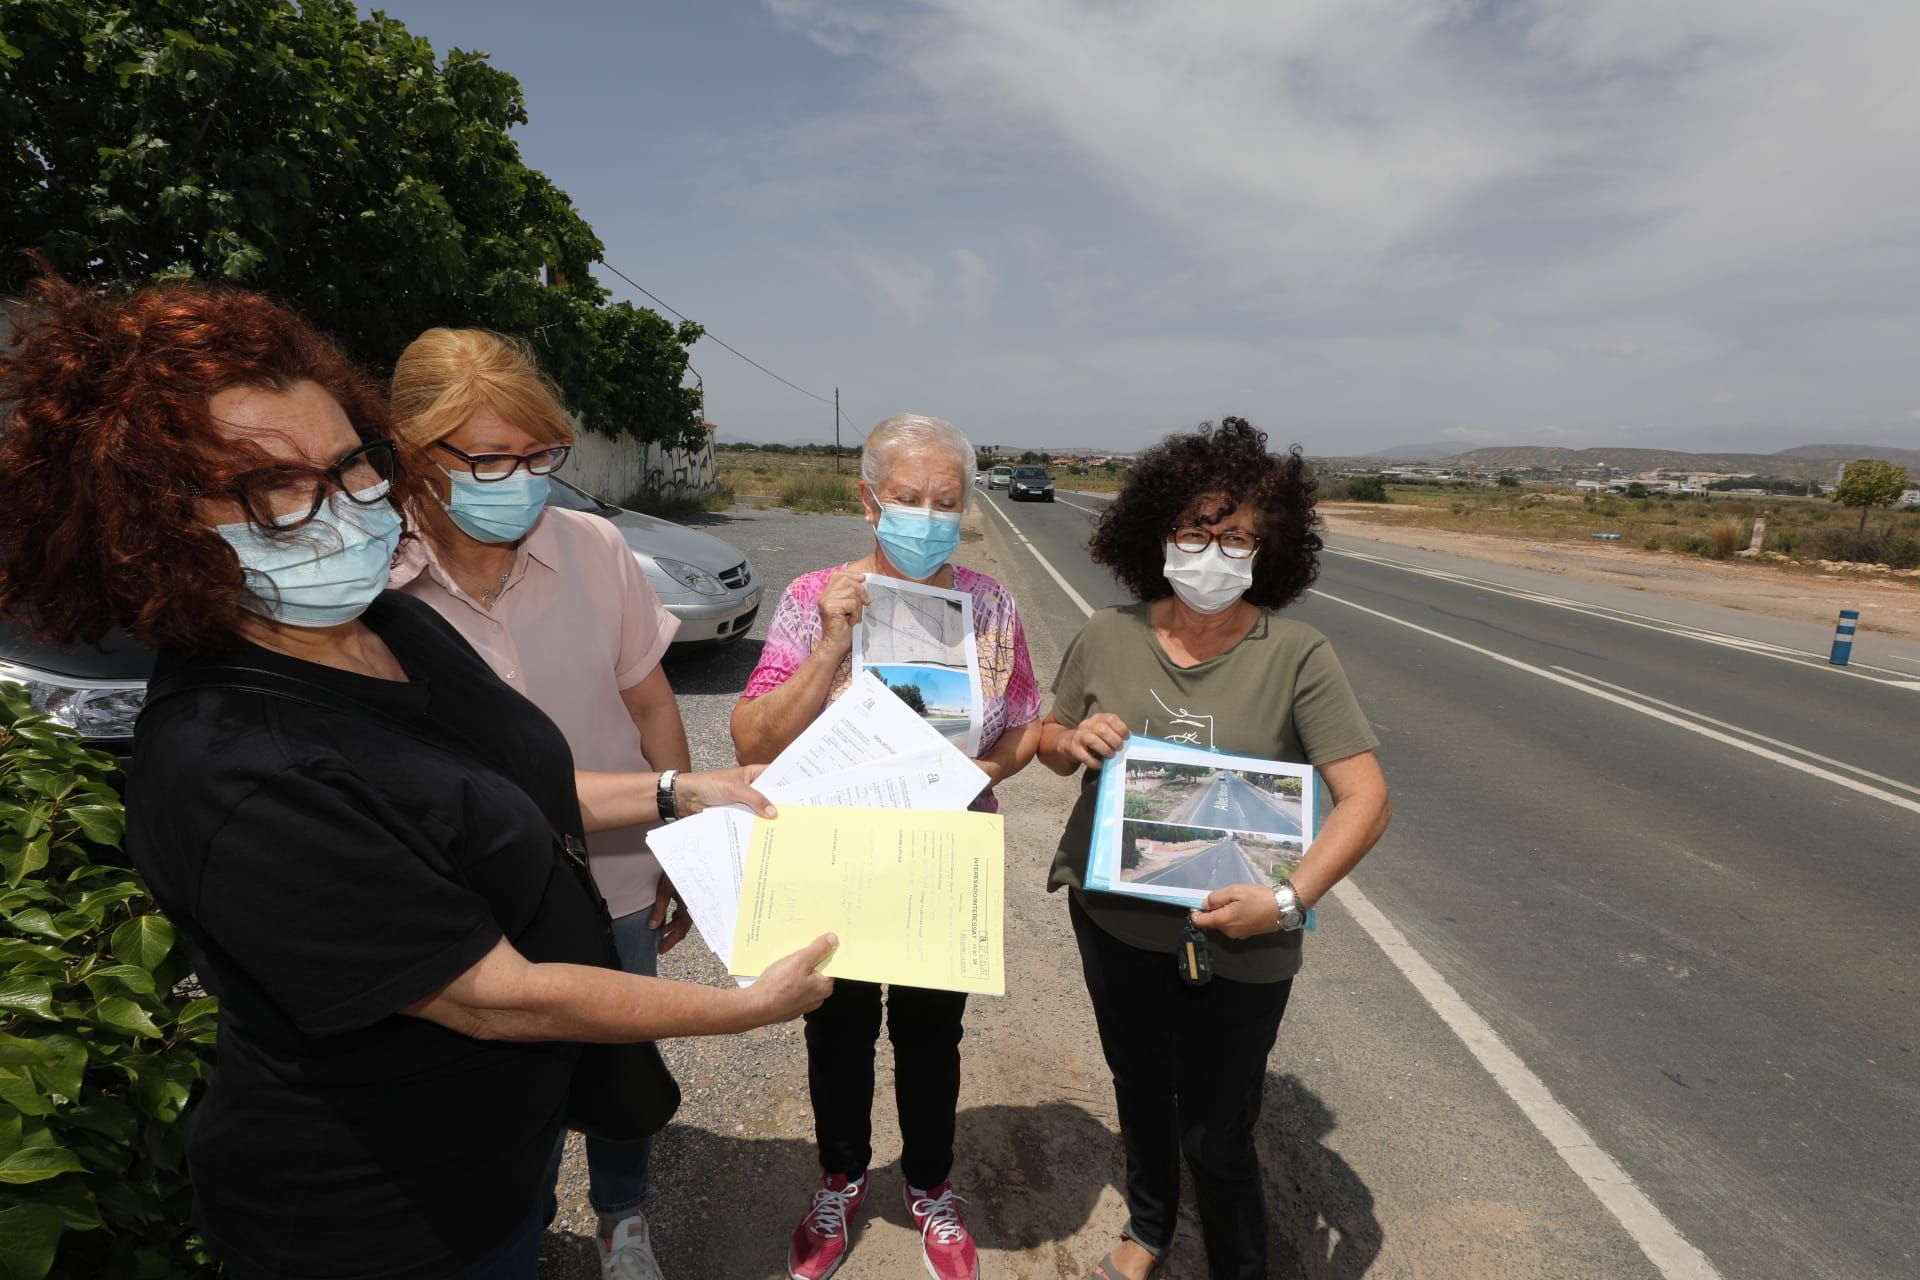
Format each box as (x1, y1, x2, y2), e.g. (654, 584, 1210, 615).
(1090, 1232, 1164, 1279)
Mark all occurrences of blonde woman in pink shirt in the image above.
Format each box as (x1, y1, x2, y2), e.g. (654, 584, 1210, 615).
(388, 328, 762, 1280)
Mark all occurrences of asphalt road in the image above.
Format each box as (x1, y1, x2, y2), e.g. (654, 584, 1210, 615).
(1134, 834, 1261, 890)
(979, 485, 1920, 1280)
(1172, 769, 1305, 834)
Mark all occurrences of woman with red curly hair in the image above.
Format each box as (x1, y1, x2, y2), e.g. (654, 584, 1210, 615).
(0, 277, 834, 1279)
(1035, 418, 1392, 1280)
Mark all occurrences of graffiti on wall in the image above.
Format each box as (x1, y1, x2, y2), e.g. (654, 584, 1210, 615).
(565, 422, 717, 507)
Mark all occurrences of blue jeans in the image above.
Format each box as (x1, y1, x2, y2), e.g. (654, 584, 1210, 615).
(581, 908, 662, 1220)
(447, 1197, 545, 1279)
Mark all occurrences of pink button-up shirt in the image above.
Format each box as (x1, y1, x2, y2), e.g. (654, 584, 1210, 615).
(391, 506, 679, 918)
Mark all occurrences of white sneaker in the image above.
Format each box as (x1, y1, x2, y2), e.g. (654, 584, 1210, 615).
(598, 1209, 666, 1280)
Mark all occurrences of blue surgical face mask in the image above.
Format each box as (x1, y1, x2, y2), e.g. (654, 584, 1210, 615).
(442, 468, 550, 544)
(218, 482, 403, 628)
(874, 502, 963, 580)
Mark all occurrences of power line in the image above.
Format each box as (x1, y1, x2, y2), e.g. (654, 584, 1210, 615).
(599, 259, 854, 422)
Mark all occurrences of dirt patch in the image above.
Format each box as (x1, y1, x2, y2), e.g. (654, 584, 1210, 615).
(1321, 506, 1920, 644)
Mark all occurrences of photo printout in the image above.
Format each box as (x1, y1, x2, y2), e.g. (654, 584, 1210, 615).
(850, 574, 985, 756)
(1086, 737, 1317, 909)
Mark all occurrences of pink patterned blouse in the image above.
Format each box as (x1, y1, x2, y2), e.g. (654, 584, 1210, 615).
(742, 565, 1043, 810)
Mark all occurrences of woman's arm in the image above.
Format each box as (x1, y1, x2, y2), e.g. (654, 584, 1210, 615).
(618, 665, 698, 947)
(621, 665, 692, 773)
(1036, 711, 1131, 776)
(406, 933, 837, 1041)
(730, 571, 870, 764)
(1191, 750, 1391, 938)
(729, 643, 847, 765)
(975, 716, 1042, 790)
(574, 766, 775, 833)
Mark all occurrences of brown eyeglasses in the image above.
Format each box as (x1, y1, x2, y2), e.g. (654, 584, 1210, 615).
(433, 440, 572, 481)
(195, 439, 399, 530)
(1170, 525, 1261, 559)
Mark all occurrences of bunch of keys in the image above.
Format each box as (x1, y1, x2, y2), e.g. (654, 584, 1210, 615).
(1176, 921, 1212, 986)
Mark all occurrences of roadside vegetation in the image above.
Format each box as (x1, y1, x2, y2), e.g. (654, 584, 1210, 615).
(0, 687, 216, 1276)
(1327, 482, 1920, 571)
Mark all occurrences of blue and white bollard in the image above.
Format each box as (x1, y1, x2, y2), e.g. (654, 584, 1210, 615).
(1829, 608, 1860, 666)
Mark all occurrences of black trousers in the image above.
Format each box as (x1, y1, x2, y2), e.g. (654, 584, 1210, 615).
(804, 978, 969, 1190)
(1071, 897, 1293, 1280)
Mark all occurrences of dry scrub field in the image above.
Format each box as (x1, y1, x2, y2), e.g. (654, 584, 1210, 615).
(1333, 484, 1920, 571)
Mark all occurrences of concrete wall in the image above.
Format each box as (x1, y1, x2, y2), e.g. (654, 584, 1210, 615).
(566, 422, 718, 507)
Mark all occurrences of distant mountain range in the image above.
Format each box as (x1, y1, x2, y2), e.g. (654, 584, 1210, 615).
(1354, 441, 1919, 480)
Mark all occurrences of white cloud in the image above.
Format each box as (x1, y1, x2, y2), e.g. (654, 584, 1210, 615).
(952, 248, 994, 316)
(767, 0, 1920, 306)
(846, 250, 937, 321)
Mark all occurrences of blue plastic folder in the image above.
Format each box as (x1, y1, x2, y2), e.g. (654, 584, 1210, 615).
(1086, 736, 1319, 920)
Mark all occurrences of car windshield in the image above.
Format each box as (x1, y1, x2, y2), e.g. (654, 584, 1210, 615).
(991, 466, 1012, 474)
(1015, 467, 1048, 479)
(546, 475, 614, 513)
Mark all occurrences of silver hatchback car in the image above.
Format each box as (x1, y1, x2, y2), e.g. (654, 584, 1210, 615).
(545, 477, 762, 644)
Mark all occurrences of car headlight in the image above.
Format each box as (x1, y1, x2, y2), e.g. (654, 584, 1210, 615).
(650, 556, 727, 597)
(7, 677, 147, 740)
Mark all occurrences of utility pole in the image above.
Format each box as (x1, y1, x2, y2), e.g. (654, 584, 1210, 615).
(834, 386, 841, 474)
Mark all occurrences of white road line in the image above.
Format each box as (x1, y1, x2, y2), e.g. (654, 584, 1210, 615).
(1337, 882, 1721, 1280)
(978, 492, 1098, 616)
(1548, 666, 1920, 799)
(981, 497, 1725, 1280)
(1313, 588, 1920, 818)
(1324, 544, 1917, 687)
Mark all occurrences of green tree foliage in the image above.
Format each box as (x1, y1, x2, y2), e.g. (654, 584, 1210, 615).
(887, 681, 928, 715)
(0, 0, 704, 447)
(0, 686, 218, 1277)
(1497, 474, 1521, 488)
(1830, 459, 1910, 533)
(1345, 474, 1389, 503)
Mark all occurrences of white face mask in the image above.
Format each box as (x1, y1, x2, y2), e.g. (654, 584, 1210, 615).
(1163, 540, 1255, 614)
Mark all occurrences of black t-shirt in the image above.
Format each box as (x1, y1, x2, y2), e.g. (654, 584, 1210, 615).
(127, 592, 610, 1278)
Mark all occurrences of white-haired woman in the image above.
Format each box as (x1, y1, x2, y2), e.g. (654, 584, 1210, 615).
(732, 415, 1041, 1280)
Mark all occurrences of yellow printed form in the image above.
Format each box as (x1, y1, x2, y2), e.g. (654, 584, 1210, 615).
(730, 807, 1005, 995)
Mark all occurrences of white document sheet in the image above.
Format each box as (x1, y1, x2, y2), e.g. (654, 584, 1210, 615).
(645, 806, 757, 978)
(756, 670, 986, 800)
(764, 748, 985, 811)
(647, 675, 988, 985)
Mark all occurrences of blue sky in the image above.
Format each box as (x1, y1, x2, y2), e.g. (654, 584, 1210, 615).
(377, 1, 1920, 455)
(868, 663, 971, 714)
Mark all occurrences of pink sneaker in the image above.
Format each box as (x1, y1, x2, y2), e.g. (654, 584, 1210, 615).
(904, 1180, 979, 1280)
(787, 1172, 868, 1280)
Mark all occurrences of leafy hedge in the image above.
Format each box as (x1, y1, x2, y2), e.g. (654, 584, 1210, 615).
(0, 686, 216, 1278)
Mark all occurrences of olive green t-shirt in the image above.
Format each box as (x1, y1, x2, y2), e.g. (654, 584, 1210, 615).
(1048, 603, 1380, 982)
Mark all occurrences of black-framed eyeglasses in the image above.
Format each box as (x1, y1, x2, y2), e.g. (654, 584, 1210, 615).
(1170, 525, 1261, 559)
(433, 440, 572, 481)
(197, 439, 399, 530)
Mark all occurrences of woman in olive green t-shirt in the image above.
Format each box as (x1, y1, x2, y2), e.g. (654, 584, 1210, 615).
(1037, 418, 1392, 1280)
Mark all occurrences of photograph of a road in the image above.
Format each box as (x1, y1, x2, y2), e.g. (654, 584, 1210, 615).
(1118, 822, 1301, 896)
(1170, 768, 1303, 835)
(859, 580, 968, 668)
(1134, 833, 1254, 889)
(866, 663, 971, 748)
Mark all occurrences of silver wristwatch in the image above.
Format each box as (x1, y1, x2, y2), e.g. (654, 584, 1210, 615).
(1272, 880, 1306, 932)
(656, 769, 679, 822)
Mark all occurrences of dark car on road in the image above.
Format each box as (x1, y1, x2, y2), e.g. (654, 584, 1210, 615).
(1, 478, 758, 751)
(1009, 465, 1055, 502)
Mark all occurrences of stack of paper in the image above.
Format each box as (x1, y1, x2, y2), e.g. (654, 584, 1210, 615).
(646, 671, 1005, 994)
